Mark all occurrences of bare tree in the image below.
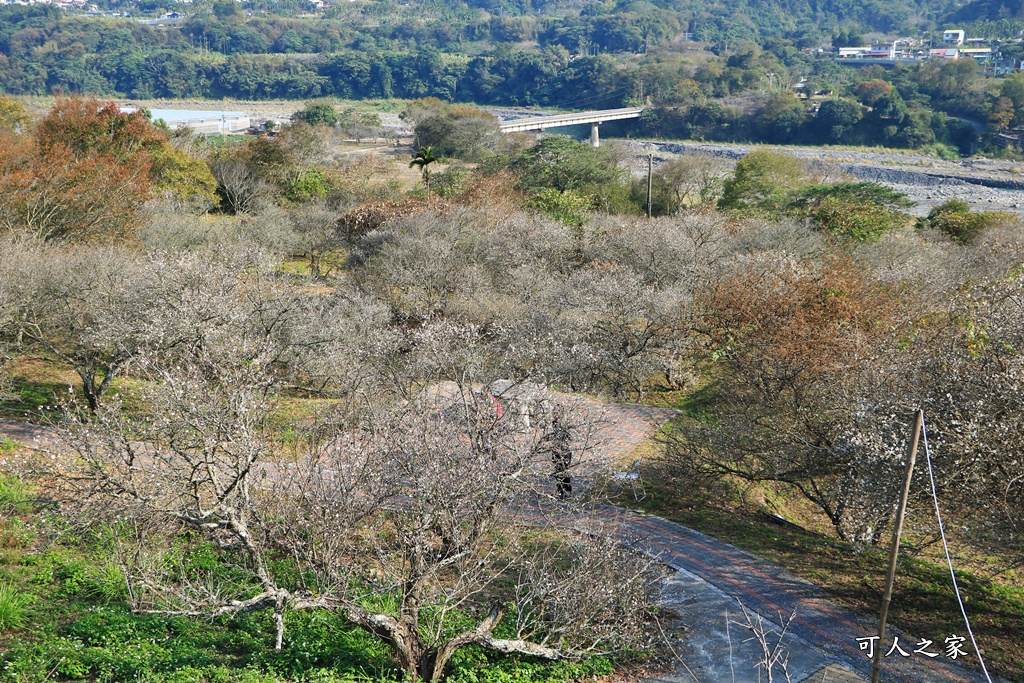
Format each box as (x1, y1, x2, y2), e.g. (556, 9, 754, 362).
(727, 602, 795, 683)
(0, 240, 333, 413)
(55, 303, 661, 680)
(0, 246, 16, 403)
(210, 159, 276, 215)
(655, 154, 730, 210)
(276, 383, 662, 681)
(666, 249, 913, 542)
(0, 240, 155, 412)
(348, 209, 692, 399)
(289, 203, 345, 279)
(59, 349, 323, 651)
(900, 272, 1024, 564)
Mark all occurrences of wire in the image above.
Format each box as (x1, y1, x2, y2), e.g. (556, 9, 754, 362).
(920, 415, 994, 683)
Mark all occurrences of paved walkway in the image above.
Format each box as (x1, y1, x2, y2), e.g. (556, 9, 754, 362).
(610, 510, 1002, 683)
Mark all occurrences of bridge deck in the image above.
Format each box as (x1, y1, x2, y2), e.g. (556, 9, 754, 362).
(498, 106, 646, 132)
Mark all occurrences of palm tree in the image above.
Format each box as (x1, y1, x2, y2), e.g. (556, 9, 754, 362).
(409, 146, 439, 206)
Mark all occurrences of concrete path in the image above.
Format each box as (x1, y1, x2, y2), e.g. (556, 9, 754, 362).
(610, 510, 1003, 683)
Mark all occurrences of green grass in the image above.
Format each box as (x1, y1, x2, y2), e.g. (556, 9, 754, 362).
(0, 376, 68, 419)
(0, 581, 33, 630)
(0, 485, 618, 683)
(0, 474, 33, 515)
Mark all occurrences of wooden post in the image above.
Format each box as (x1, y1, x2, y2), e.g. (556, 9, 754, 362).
(646, 153, 654, 219)
(870, 409, 923, 683)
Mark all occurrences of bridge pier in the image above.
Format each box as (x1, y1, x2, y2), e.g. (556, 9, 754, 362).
(590, 122, 600, 147)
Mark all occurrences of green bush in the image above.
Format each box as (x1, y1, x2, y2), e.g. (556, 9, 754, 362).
(526, 188, 592, 228)
(431, 165, 471, 199)
(811, 197, 907, 243)
(286, 168, 332, 202)
(293, 104, 338, 128)
(920, 199, 1012, 244)
(719, 150, 807, 213)
(788, 182, 914, 242)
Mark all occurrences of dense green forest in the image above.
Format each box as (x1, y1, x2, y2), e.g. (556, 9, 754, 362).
(3, 0, 1024, 155)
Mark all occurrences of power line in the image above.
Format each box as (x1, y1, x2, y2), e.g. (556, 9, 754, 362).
(920, 415, 994, 683)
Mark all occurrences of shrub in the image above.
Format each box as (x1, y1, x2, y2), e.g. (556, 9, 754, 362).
(285, 168, 332, 202)
(921, 199, 1009, 244)
(526, 188, 592, 228)
(811, 196, 907, 242)
(0, 96, 32, 133)
(293, 104, 338, 127)
(431, 165, 471, 199)
(718, 150, 807, 213)
(788, 182, 914, 242)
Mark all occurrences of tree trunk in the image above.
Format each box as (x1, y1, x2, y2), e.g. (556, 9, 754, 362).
(274, 593, 286, 651)
(309, 251, 322, 279)
(78, 368, 100, 413)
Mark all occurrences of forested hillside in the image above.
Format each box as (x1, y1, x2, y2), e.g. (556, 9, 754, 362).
(12, 0, 1024, 157)
(0, 0, 960, 105)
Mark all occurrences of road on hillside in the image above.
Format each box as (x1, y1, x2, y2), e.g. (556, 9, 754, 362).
(0, 418, 1002, 683)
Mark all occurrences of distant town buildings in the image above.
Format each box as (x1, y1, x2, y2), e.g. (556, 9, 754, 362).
(0, 0, 99, 9)
(838, 43, 897, 60)
(833, 29, 1019, 73)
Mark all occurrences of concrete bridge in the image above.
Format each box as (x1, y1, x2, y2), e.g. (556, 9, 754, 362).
(497, 106, 646, 147)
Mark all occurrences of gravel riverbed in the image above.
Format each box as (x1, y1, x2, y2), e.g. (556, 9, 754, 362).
(625, 140, 1024, 216)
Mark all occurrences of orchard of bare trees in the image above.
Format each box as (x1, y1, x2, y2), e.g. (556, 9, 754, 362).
(2, 97, 1024, 682)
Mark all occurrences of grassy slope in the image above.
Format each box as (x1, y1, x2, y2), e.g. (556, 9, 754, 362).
(0, 356, 621, 682)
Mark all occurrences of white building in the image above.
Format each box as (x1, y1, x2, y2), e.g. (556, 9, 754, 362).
(837, 43, 896, 59)
(943, 29, 966, 46)
(120, 108, 250, 134)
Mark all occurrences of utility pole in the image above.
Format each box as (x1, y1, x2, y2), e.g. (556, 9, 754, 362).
(871, 409, 923, 683)
(646, 153, 654, 219)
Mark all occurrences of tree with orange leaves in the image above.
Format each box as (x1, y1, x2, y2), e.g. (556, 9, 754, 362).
(0, 97, 161, 242)
(668, 251, 913, 543)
